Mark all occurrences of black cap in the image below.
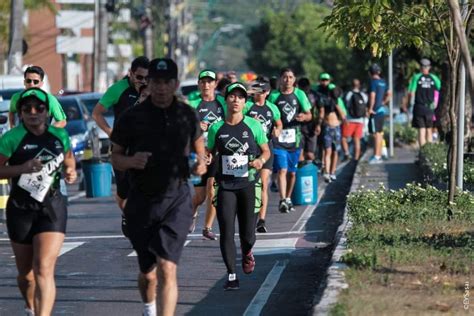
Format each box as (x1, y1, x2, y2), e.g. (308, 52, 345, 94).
(251, 78, 271, 93)
(369, 63, 381, 74)
(148, 58, 178, 80)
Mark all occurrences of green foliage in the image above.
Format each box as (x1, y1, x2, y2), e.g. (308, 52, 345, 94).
(247, 2, 371, 84)
(321, 0, 451, 57)
(389, 123, 417, 144)
(419, 143, 474, 185)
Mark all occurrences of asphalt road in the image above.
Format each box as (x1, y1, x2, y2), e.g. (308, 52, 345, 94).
(0, 161, 356, 316)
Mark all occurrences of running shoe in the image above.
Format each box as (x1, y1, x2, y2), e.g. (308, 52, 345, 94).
(330, 174, 337, 181)
(202, 227, 218, 240)
(121, 215, 129, 238)
(256, 219, 267, 233)
(25, 308, 35, 316)
(323, 173, 331, 183)
(242, 252, 256, 274)
(368, 156, 383, 164)
(279, 199, 289, 213)
(189, 214, 198, 233)
(286, 198, 295, 212)
(223, 274, 240, 290)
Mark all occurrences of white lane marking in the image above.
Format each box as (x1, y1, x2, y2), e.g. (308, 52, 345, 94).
(127, 240, 191, 257)
(0, 231, 324, 242)
(67, 192, 86, 202)
(10, 241, 84, 258)
(253, 238, 297, 255)
(244, 259, 289, 316)
(59, 242, 85, 256)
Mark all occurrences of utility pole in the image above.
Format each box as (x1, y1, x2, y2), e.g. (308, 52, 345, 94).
(8, 0, 24, 75)
(97, 0, 108, 92)
(143, 0, 153, 59)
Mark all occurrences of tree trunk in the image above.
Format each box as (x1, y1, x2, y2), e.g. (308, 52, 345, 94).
(448, 63, 458, 204)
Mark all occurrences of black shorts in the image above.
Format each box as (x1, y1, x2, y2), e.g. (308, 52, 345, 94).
(262, 142, 274, 170)
(368, 114, 384, 133)
(412, 113, 434, 128)
(124, 183, 192, 273)
(6, 192, 68, 244)
(194, 158, 218, 187)
(114, 169, 130, 200)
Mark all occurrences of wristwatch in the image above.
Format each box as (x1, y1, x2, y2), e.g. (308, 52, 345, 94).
(259, 157, 266, 164)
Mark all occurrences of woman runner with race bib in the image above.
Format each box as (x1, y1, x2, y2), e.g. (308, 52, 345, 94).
(0, 88, 76, 316)
(207, 82, 270, 291)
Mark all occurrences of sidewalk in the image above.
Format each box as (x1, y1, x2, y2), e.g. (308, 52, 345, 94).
(313, 145, 421, 315)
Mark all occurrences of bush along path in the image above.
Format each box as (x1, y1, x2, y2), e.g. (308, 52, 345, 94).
(328, 147, 473, 316)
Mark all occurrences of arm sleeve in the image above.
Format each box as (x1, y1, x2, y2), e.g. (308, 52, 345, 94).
(48, 95, 67, 121)
(9, 93, 20, 113)
(0, 128, 25, 157)
(295, 89, 312, 112)
(247, 117, 268, 145)
(0, 133, 15, 157)
(267, 101, 281, 121)
(431, 74, 441, 90)
(206, 123, 218, 151)
(49, 127, 71, 152)
(98, 81, 126, 109)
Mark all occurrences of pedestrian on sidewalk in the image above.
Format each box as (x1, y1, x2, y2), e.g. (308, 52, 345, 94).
(0, 88, 77, 316)
(207, 82, 270, 290)
(111, 58, 207, 316)
(402, 58, 441, 147)
(367, 64, 391, 164)
(342, 79, 368, 161)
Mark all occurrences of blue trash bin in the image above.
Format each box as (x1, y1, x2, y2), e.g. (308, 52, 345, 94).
(82, 159, 112, 197)
(291, 161, 318, 205)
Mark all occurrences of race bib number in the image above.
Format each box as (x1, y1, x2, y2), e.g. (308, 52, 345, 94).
(222, 154, 249, 177)
(278, 128, 296, 143)
(18, 170, 54, 202)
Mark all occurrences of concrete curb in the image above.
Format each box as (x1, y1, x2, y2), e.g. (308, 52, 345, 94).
(312, 151, 370, 315)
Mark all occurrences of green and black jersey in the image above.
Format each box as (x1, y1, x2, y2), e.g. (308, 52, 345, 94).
(188, 94, 227, 124)
(99, 77, 139, 124)
(207, 116, 267, 190)
(245, 100, 281, 140)
(9, 91, 67, 123)
(267, 88, 311, 150)
(0, 124, 70, 202)
(408, 72, 441, 115)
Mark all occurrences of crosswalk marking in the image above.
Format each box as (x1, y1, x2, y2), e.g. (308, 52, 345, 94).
(253, 238, 298, 255)
(9, 241, 85, 259)
(127, 240, 191, 257)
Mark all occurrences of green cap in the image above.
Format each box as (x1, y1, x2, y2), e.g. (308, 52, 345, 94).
(20, 88, 48, 104)
(198, 70, 217, 80)
(225, 82, 248, 99)
(319, 73, 331, 80)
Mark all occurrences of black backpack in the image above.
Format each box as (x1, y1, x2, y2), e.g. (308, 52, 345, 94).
(348, 91, 366, 118)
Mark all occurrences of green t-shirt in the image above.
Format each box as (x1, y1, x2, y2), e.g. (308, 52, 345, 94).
(9, 91, 67, 123)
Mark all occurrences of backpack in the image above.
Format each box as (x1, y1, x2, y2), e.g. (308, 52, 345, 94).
(348, 91, 366, 118)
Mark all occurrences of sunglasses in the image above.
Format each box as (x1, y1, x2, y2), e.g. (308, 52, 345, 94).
(21, 104, 47, 114)
(135, 74, 148, 81)
(25, 79, 41, 85)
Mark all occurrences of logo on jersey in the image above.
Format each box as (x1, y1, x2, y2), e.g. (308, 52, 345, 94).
(218, 134, 229, 139)
(35, 148, 56, 162)
(282, 103, 296, 121)
(34, 148, 64, 175)
(242, 131, 249, 138)
(418, 76, 434, 89)
(54, 140, 62, 150)
(225, 137, 244, 152)
(23, 144, 38, 150)
(203, 111, 219, 123)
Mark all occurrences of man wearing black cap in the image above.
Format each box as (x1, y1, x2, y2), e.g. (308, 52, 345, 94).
(188, 69, 227, 240)
(367, 64, 391, 164)
(111, 58, 207, 316)
(403, 58, 441, 146)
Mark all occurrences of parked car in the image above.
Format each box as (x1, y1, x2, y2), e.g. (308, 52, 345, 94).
(178, 79, 198, 98)
(0, 99, 10, 136)
(57, 95, 100, 165)
(0, 88, 23, 101)
(75, 92, 113, 156)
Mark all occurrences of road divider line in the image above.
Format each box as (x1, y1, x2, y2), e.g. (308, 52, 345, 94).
(253, 238, 297, 255)
(10, 241, 84, 258)
(67, 192, 86, 202)
(243, 259, 289, 316)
